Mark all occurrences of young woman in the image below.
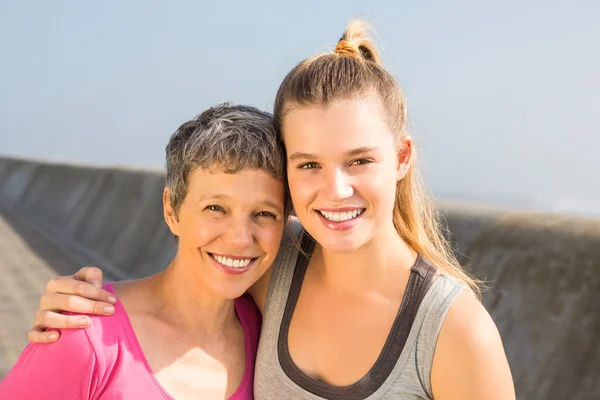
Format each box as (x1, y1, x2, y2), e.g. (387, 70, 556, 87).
(0, 103, 288, 399)
(23, 20, 515, 399)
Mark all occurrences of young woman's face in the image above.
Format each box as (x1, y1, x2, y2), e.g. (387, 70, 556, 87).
(165, 167, 285, 299)
(283, 99, 409, 253)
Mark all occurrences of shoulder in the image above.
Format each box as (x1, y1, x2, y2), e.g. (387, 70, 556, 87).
(430, 289, 515, 399)
(83, 282, 128, 345)
(434, 289, 499, 355)
(39, 322, 101, 363)
(49, 307, 121, 362)
(0, 315, 106, 397)
(69, 282, 135, 367)
(60, 307, 126, 370)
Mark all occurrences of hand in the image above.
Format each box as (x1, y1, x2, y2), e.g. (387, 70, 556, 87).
(28, 267, 116, 343)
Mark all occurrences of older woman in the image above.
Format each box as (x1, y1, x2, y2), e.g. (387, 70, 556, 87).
(0, 103, 288, 399)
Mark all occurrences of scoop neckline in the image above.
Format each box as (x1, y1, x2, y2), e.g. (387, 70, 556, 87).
(105, 282, 253, 400)
(276, 233, 436, 399)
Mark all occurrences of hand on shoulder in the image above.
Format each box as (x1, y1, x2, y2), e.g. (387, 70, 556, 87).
(28, 266, 116, 344)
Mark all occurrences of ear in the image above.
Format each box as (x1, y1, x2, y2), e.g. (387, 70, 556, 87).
(163, 186, 180, 236)
(396, 136, 413, 182)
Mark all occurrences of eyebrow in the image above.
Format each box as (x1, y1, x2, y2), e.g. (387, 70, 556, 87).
(196, 193, 229, 203)
(196, 194, 283, 212)
(260, 200, 285, 213)
(288, 146, 377, 161)
(347, 146, 377, 157)
(288, 152, 315, 162)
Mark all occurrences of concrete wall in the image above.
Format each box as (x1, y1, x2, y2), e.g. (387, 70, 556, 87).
(1, 156, 598, 399)
(0, 157, 176, 281)
(441, 203, 600, 399)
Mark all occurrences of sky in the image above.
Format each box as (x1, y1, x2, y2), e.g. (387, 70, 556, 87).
(1, 0, 599, 217)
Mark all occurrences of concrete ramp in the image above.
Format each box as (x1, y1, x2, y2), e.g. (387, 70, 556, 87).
(1, 156, 599, 399)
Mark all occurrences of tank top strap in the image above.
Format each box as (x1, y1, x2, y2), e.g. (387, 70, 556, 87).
(411, 272, 466, 398)
(262, 217, 307, 319)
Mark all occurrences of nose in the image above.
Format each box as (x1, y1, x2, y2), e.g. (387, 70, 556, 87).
(323, 167, 353, 202)
(223, 218, 254, 249)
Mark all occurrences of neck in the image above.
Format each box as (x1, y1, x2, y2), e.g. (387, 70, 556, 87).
(315, 220, 417, 294)
(148, 256, 237, 336)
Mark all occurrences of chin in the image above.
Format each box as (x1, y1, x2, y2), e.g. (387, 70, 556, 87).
(205, 275, 252, 300)
(214, 285, 250, 300)
(314, 233, 368, 254)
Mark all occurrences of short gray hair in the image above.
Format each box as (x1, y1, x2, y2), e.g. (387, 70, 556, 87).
(165, 102, 288, 217)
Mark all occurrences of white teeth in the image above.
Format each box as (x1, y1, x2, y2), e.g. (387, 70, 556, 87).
(320, 209, 363, 222)
(212, 255, 253, 268)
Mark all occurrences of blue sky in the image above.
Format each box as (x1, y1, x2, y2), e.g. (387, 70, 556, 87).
(1, 1, 599, 216)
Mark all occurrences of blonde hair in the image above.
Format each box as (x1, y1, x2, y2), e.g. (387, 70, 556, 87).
(274, 20, 482, 298)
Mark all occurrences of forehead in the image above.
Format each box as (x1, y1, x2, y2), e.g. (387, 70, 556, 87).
(282, 98, 391, 150)
(186, 167, 285, 206)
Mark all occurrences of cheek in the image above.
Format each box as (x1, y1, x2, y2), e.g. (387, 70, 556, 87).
(288, 172, 316, 208)
(179, 216, 224, 245)
(356, 168, 398, 206)
(257, 223, 285, 259)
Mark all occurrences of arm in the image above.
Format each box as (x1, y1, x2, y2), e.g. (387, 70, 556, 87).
(431, 291, 516, 400)
(0, 325, 100, 399)
(28, 267, 116, 343)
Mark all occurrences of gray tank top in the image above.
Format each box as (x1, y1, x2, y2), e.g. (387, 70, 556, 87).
(255, 220, 466, 399)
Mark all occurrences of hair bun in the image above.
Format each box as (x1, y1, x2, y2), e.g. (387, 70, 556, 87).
(334, 39, 360, 58)
(333, 20, 381, 64)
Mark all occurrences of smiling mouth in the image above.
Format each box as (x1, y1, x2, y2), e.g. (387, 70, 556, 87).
(208, 253, 258, 269)
(317, 208, 366, 222)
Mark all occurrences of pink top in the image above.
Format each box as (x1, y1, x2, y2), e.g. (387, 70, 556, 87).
(0, 283, 261, 399)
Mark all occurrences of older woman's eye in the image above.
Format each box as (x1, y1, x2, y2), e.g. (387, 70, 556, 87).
(205, 205, 225, 213)
(257, 211, 277, 219)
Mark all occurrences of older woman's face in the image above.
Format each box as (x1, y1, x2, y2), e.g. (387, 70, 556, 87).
(165, 167, 285, 299)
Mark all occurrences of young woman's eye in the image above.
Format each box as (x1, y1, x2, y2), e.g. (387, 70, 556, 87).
(350, 158, 373, 166)
(298, 162, 320, 169)
(256, 211, 277, 219)
(204, 205, 225, 213)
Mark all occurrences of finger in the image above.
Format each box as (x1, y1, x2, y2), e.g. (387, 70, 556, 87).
(28, 326, 60, 344)
(73, 266, 104, 288)
(35, 309, 94, 329)
(46, 276, 116, 304)
(39, 293, 115, 317)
